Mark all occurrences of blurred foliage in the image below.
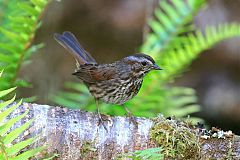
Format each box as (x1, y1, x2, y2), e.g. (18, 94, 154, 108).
(118, 147, 163, 160)
(52, 0, 240, 118)
(0, 0, 48, 99)
(0, 70, 45, 160)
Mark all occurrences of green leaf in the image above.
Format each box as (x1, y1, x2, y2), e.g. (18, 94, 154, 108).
(31, 0, 47, 8)
(64, 82, 89, 92)
(0, 110, 29, 136)
(51, 94, 83, 109)
(0, 100, 22, 123)
(142, 0, 205, 53)
(172, 105, 200, 117)
(158, 23, 240, 83)
(42, 154, 59, 160)
(0, 70, 46, 159)
(121, 147, 163, 160)
(0, 0, 49, 94)
(3, 118, 34, 144)
(10, 146, 45, 160)
(18, 3, 39, 16)
(6, 137, 35, 156)
(22, 96, 38, 103)
(0, 94, 16, 110)
(15, 79, 32, 88)
(0, 69, 3, 77)
(0, 28, 20, 42)
(0, 87, 16, 98)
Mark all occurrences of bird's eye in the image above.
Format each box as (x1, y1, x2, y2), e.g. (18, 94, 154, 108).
(141, 61, 147, 66)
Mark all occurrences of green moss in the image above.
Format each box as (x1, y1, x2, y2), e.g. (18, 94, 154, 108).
(150, 115, 201, 159)
(80, 141, 98, 160)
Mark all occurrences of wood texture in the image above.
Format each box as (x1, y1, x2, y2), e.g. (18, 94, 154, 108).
(8, 103, 240, 160)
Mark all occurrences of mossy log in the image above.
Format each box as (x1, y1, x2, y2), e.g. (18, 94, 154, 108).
(9, 103, 240, 159)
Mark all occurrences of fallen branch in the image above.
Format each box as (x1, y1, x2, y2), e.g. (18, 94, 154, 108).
(8, 103, 240, 159)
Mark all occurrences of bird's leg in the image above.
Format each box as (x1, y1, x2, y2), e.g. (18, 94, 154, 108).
(96, 99, 111, 131)
(123, 104, 138, 128)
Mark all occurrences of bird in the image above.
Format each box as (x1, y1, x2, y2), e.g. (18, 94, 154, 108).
(54, 31, 161, 130)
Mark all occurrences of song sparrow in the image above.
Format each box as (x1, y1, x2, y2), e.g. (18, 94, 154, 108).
(54, 31, 161, 129)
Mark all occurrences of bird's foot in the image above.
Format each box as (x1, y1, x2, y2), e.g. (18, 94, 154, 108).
(97, 114, 112, 131)
(126, 111, 138, 128)
(123, 106, 138, 128)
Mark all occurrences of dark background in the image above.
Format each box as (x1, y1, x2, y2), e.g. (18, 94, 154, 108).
(19, 0, 240, 133)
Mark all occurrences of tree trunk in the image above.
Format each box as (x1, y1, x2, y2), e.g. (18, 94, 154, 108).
(9, 103, 240, 160)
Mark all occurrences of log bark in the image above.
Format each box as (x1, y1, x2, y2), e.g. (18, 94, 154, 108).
(8, 103, 240, 160)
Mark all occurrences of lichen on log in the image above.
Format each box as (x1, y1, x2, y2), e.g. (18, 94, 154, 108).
(7, 103, 240, 159)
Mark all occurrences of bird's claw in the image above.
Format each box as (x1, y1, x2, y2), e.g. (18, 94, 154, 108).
(126, 112, 138, 128)
(97, 114, 112, 131)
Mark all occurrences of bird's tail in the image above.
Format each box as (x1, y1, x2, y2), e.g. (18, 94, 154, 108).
(54, 31, 97, 66)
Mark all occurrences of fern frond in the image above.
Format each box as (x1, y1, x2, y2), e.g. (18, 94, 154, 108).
(136, 22, 240, 117)
(6, 137, 35, 156)
(141, 0, 205, 54)
(0, 87, 16, 99)
(0, 72, 45, 159)
(12, 146, 46, 160)
(120, 147, 163, 160)
(157, 23, 240, 83)
(3, 118, 34, 144)
(0, 110, 29, 136)
(50, 82, 94, 109)
(127, 86, 200, 117)
(0, 100, 22, 122)
(0, 0, 49, 90)
(0, 95, 16, 109)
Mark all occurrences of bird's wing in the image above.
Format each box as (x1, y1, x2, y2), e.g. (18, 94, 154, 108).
(72, 64, 117, 83)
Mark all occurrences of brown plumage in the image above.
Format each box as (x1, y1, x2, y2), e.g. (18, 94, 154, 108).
(54, 31, 161, 129)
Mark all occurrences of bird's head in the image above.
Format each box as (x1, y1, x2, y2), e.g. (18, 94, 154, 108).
(123, 53, 161, 77)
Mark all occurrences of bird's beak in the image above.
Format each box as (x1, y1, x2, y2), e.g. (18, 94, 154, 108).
(152, 64, 162, 70)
